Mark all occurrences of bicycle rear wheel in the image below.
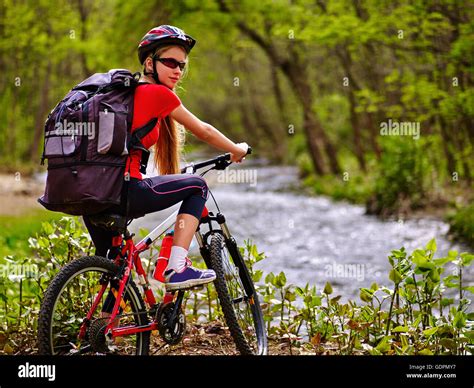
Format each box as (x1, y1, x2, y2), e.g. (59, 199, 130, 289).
(209, 233, 267, 355)
(38, 255, 150, 355)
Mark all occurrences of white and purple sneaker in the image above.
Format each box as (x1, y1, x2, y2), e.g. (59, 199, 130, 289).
(164, 263, 216, 291)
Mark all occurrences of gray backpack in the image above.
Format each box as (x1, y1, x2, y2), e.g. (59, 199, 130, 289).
(38, 69, 156, 215)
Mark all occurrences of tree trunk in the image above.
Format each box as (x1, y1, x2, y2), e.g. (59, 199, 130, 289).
(239, 56, 284, 158)
(282, 56, 341, 175)
(7, 56, 20, 163)
(318, 115, 341, 175)
(29, 61, 51, 162)
(217, 0, 337, 175)
(303, 110, 328, 175)
(335, 46, 367, 171)
(366, 113, 382, 160)
(77, 0, 91, 77)
(438, 115, 457, 177)
(348, 88, 366, 171)
(280, 62, 327, 174)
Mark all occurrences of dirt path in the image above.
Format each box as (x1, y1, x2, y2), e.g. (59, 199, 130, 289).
(0, 173, 44, 216)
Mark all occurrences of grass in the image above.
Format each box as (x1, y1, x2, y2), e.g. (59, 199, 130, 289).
(0, 210, 64, 258)
(303, 173, 374, 205)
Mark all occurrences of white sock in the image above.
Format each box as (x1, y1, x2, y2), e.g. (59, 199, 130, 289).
(167, 246, 188, 272)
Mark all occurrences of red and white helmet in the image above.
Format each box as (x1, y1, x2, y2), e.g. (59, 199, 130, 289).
(138, 25, 196, 64)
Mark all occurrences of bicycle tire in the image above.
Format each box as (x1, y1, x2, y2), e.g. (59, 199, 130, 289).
(38, 255, 150, 355)
(209, 233, 267, 355)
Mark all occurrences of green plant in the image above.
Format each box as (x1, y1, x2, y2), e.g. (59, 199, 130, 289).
(258, 238, 473, 355)
(0, 216, 93, 353)
(371, 137, 430, 217)
(447, 203, 474, 247)
(1, 215, 472, 356)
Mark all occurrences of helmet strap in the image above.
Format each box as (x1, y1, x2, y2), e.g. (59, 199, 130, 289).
(142, 53, 174, 89)
(152, 55, 160, 84)
(142, 54, 161, 85)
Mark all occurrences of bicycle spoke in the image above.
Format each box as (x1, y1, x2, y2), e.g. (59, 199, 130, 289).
(231, 296, 245, 304)
(40, 258, 149, 355)
(218, 241, 261, 352)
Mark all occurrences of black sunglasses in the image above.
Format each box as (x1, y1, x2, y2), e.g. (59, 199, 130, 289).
(155, 57, 187, 71)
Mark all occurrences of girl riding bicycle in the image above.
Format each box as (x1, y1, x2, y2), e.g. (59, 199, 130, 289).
(83, 25, 249, 291)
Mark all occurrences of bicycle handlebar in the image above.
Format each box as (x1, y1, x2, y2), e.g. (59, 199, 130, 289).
(180, 146, 252, 174)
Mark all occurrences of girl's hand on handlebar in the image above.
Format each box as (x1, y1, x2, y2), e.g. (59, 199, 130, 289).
(231, 143, 249, 163)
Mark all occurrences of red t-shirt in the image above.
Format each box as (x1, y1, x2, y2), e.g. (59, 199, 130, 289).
(125, 84, 181, 179)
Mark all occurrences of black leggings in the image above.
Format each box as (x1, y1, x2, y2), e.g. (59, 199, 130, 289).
(83, 174, 209, 257)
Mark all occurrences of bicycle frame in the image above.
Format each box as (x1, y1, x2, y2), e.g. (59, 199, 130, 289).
(78, 156, 252, 343)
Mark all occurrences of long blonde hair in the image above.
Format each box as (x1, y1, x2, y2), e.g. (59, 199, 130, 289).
(155, 115, 182, 175)
(144, 45, 187, 175)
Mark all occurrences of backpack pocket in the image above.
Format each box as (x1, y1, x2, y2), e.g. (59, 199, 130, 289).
(44, 131, 79, 157)
(97, 102, 129, 156)
(44, 93, 86, 158)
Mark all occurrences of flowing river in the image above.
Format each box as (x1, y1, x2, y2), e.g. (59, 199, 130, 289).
(131, 157, 472, 302)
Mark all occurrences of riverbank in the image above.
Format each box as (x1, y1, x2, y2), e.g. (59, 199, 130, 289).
(0, 173, 63, 258)
(301, 171, 473, 248)
(0, 173, 45, 216)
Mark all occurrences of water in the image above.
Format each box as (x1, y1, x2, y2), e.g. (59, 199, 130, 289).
(131, 159, 472, 302)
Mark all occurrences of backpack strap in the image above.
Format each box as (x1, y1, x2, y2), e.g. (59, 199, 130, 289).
(139, 151, 150, 175)
(128, 117, 158, 174)
(128, 117, 157, 150)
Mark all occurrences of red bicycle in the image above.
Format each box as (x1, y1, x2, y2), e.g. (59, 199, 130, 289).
(37, 150, 267, 355)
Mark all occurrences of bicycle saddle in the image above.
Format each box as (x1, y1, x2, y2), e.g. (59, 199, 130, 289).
(89, 213, 128, 233)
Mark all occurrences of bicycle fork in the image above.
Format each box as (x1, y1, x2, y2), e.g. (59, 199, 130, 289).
(195, 212, 254, 297)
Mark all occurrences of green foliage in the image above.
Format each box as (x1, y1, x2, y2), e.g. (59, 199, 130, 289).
(258, 238, 473, 355)
(302, 148, 376, 204)
(1, 1, 472, 229)
(1, 215, 472, 355)
(0, 216, 93, 353)
(369, 137, 430, 216)
(0, 210, 63, 258)
(305, 173, 374, 204)
(447, 204, 474, 247)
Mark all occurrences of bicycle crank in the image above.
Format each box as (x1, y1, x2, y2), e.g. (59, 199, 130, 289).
(156, 291, 186, 345)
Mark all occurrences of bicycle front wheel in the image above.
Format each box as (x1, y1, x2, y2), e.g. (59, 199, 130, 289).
(209, 233, 267, 355)
(38, 255, 150, 355)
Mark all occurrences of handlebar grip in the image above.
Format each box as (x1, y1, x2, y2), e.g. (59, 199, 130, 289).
(225, 146, 251, 161)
